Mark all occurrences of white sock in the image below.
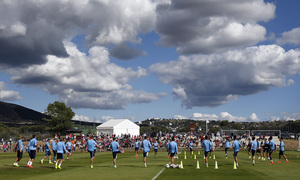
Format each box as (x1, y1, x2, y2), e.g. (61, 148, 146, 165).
(59, 164, 61, 167)
(236, 163, 238, 166)
(206, 163, 208, 166)
(253, 160, 255, 164)
(29, 161, 32, 165)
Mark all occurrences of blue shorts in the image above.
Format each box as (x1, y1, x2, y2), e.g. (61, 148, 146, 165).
(251, 150, 256, 156)
(225, 148, 229, 153)
(45, 151, 51, 156)
(269, 149, 274, 155)
(190, 148, 193, 152)
(154, 149, 158, 153)
(170, 153, 175, 157)
(29, 150, 36, 159)
(17, 150, 23, 158)
(89, 150, 94, 158)
(143, 152, 148, 157)
(233, 151, 239, 157)
(135, 147, 139, 151)
(204, 151, 209, 157)
(57, 153, 64, 160)
(67, 149, 71, 153)
(279, 150, 285, 156)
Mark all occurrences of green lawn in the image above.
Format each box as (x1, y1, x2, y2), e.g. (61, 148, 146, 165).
(0, 150, 299, 180)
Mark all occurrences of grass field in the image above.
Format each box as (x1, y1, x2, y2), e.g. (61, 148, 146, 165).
(0, 149, 300, 180)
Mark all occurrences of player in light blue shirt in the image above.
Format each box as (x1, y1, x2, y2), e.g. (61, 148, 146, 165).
(167, 137, 178, 165)
(232, 135, 241, 167)
(134, 139, 140, 158)
(250, 136, 257, 165)
(110, 137, 124, 168)
(256, 139, 262, 160)
(201, 136, 213, 167)
(55, 138, 71, 169)
(209, 140, 214, 159)
(269, 136, 276, 165)
(66, 138, 72, 160)
(224, 138, 231, 159)
(13, 137, 25, 167)
(52, 138, 57, 162)
(153, 139, 159, 158)
(188, 140, 194, 158)
(41, 139, 53, 164)
(86, 136, 100, 168)
(27, 134, 37, 168)
(140, 136, 151, 167)
(278, 138, 288, 163)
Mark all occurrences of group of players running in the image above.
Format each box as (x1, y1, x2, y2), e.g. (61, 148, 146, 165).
(12, 134, 289, 169)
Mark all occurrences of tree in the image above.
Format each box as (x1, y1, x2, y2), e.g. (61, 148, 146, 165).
(43, 101, 75, 134)
(220, 120, 229, 127)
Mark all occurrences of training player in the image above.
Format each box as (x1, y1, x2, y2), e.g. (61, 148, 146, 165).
(110, 137, 124, 168)
(202, 136, 213, 167)
(256, 139, 262, 160)
(87, 136, 100, 168)
(250, 136, 257, 165)
(27, 134, 37, 168)
(41, 138, 53, 164)
(278, 138, 288, 163)
(232, 135, 241, 168)
(52, 138, 57, 162)
(167, 136, 178, 165)
(224, 138, 231, 159)
(209, 140, 214, 158)
(247, 138, 252, 159)
(13, 137, 25, 167)
(55, 138, 71, 169)
(188, 140, 194, 158)
(140, 136, 151, 168)
(153, 139, 159, 158)
(134, 138, 140, 158)
(262, 138, 269, 160)
(269, 136, 276, 165)
(66, 138, 72, 160)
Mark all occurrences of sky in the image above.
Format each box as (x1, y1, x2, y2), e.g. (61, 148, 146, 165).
(1, 0, 300, 123)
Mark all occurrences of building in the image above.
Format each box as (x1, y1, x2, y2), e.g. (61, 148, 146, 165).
(96, 119, 140, 137)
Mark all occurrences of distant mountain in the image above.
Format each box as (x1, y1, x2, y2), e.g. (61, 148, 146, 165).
(0, 101, 48, 126)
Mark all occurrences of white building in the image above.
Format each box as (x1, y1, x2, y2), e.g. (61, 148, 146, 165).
(96, 119, 140, 137)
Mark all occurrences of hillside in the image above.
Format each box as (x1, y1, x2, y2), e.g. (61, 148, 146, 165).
(0, 101, 48, 126)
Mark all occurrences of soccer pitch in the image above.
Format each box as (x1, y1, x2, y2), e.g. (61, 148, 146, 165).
(1, 150, 300, 180)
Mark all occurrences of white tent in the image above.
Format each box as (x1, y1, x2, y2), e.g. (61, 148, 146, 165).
(96, 119, 140, 136)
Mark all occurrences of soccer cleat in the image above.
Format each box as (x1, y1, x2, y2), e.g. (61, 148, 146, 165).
(270, 162, 274, 165)
(41, 160, 43, 164)
(16, 164, 19, 167)
(49, 162, 53, 164)
(29, 165, 33, 168)
(58, 166, 61, 169)
(55, 164, 57, 169)
(27, 164, 30, 167)
(285, 160, 289, 163)
(277, 161, 281, 163)
(91, 165, 93, 168)
(114, 165, 117, 168)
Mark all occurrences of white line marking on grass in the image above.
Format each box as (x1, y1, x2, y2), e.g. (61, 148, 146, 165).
(152, 167, 165, 180)
(152, 162, 170, 180)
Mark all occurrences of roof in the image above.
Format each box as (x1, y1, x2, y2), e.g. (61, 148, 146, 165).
(97, 119, 139, 129)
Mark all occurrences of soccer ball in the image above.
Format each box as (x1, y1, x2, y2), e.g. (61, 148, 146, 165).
(165, 164, 170, 168)
(171, 164, 176, 168)
(178, 164, 182, 169)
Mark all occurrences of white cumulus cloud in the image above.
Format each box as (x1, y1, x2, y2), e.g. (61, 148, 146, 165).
(0, 82, 21, 101)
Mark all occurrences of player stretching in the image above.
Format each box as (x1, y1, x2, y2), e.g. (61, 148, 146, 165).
(153, 139, 159, 158)
(202, 136, 213, 167)
(232, 135, 241, 168)
(55, 138, 71, 169)
(250, 136, 257, 165)
(278, 138, 288, 163)
(52, 138, 57, 162)
(269, 136, 276, 165)
(224, 138, 231, 159)
(140, 136, 151, 168)
(167, 137, 178, 165)
(13, 137, 25, 167)
(134, 139, 140, 158)
(41, 139, 53, 164)
(27, 134, 37, 168)
(110, 137, 124, 168)
(87, 136, 100, 168)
